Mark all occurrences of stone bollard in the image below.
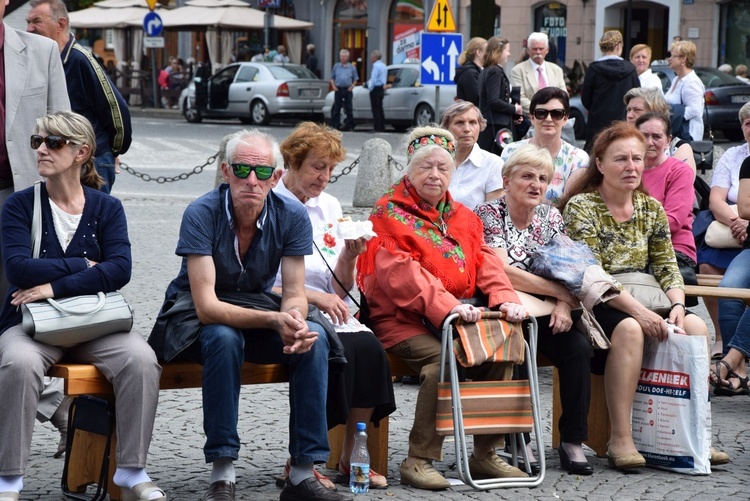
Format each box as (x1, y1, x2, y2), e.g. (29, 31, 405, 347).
(353, 138, 393, 207)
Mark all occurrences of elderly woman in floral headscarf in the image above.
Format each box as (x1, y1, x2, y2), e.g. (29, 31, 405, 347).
(357, 125, 528, 491)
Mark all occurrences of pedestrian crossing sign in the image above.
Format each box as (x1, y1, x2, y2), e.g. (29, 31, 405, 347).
(427, 0, 456, 32)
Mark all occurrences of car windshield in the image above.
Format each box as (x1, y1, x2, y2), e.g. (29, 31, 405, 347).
(267, 65, 317, 80)
(694, 68, 744, 88)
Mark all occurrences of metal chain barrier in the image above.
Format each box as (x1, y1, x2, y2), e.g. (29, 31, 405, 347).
(120, 152, 218, 183)
(388, 155, 406, 172)
(120, 151, 404, 185)
(329, 158, 359, 184)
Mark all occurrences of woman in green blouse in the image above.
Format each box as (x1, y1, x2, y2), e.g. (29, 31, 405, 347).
(558, 121, 709, 471)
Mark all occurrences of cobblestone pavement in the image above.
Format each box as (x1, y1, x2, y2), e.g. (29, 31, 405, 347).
(20, 196, 748, 501)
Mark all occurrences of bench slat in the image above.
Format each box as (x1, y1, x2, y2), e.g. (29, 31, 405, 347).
(49, 362, 289, 396)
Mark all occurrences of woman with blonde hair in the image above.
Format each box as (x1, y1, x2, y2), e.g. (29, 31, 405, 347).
(0, 111, 164, 501)
(581, 30, 639, 152)
(665, 40, 705, 141)
(454, 37, 487, 106)
(475, 143, 594, 475)
(629, 44, 662, 91)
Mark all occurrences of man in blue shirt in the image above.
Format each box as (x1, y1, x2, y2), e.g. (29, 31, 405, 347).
(367, 50, 388, 132)
(149, 130, 347, 501)
(27, 0, 132, 194)
(329, 49, 358, 131)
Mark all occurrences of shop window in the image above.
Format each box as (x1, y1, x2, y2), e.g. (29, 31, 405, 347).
(534, 3, 567, 66)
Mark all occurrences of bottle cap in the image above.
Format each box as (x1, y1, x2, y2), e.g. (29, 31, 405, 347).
(356, 422, 366, 431)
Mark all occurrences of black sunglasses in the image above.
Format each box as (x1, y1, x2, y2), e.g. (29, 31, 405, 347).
(230, 163, 275, 180)
(532, 108, 567, 121)
(30, 135, 71, 150)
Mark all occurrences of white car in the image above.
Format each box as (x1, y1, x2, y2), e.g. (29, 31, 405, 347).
(179, 62, 328, 124)
(323, 63, 457, 131)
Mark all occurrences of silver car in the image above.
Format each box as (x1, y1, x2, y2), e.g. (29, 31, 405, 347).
(323, 63, 457, 131)
(179, 62, 329, 124)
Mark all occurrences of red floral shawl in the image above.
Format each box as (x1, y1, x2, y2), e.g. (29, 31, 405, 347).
(356, 176, 486, 299)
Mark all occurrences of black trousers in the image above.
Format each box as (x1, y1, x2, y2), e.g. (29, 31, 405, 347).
(517, 315, 591, 443)
(370, 86, 385, 131)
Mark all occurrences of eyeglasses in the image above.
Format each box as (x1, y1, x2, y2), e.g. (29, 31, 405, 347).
(532, 108, 567, 121)
(230, 163, 275, 180)
(30, 135, 71, 150)
(667, 52, 683, 58)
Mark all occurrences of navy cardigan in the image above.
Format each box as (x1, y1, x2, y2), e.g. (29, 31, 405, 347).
(0, 183, 132, 333)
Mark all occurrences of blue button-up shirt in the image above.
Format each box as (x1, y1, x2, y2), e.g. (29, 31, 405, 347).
(368, 60, 387, 92)
(164, 184, 312, 302)
(331, 62, 359, 89)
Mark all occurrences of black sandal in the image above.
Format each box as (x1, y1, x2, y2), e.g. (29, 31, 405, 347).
(711, 360, 750, 396)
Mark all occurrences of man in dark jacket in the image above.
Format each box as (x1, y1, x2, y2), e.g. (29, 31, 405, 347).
(27, 0, 132, 194)
(581, 30, 640, 152)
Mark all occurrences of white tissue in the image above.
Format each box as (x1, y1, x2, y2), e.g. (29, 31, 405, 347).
(336, 220, 377, 240)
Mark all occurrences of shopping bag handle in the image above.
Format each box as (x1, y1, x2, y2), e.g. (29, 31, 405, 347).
(46, 292, 107, 315)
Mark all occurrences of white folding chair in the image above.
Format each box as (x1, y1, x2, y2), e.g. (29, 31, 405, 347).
(437, 312, 544, 489)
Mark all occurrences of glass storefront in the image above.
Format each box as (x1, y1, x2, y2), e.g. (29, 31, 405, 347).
(534, 2, 567, 66)
(389, 0, 425, 64)
(719, 0, 750, 66)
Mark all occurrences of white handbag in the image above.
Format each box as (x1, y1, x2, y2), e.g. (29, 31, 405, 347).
(20, 183, 133, 347)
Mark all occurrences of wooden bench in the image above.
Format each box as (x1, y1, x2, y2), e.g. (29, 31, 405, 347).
(49, 359, 414, 501)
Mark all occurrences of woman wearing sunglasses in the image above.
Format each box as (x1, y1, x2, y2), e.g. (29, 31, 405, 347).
(0, 112, 164, 501)
(271, 122, 395, 490)
(500, 87, 589, 205)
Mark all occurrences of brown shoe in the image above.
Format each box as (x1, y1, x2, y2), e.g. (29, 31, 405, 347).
(202, 480, 234, 501)
(606, 447, 646, 470)
(279, 477, 350, 500)
(710, 447, 730, 465)
(399, 458, 450, 490)
(469, 452, 528, 479)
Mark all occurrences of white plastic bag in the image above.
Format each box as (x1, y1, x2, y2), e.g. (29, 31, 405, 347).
(631, 333, 711, 475)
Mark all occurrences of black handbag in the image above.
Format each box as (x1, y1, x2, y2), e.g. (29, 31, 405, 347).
(692, 140, 714, 174)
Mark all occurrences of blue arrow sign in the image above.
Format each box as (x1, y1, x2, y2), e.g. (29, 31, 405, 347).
(420, 33, 462, 85)
(143, 11, 163, 37)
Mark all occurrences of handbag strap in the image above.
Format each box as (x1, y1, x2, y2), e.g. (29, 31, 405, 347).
(31, 182, 42, 259)
(312, 240, 361, 309)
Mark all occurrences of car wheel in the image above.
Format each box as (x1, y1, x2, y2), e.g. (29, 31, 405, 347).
(414, 104, 435, 127)
(569, 109, 586, 140)
(184, 100, 203, 123)
(723, 128, 743, 142)
(250, 100, 270, 125)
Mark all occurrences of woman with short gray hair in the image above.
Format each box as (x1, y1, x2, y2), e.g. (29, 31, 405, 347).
(440, 101, 503, 210)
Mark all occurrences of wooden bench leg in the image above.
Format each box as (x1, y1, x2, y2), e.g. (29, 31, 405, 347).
(66, 428, 121, 500)
(585, 374, 609, 457)
(552, 370, 609, 458)
(326, 419, 389, 474)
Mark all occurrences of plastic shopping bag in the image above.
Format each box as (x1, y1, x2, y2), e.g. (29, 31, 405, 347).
(631, 333, 711, 474)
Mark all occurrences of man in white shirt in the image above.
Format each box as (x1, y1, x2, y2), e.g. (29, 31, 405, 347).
(511, 32, 567, 116)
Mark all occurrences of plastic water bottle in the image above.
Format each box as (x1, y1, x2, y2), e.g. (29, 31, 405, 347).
(349, 422, 370, 494)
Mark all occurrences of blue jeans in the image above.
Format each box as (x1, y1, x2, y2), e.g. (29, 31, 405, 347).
(330, 89, 354, 130)
(197, 322, 330, 464)
(718, 249, 750, 357)
(95, 151, 116, 194)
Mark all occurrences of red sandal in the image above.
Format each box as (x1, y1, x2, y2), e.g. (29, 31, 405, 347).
(337, 463, 389, 489)
(275, 459, 337, 491)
